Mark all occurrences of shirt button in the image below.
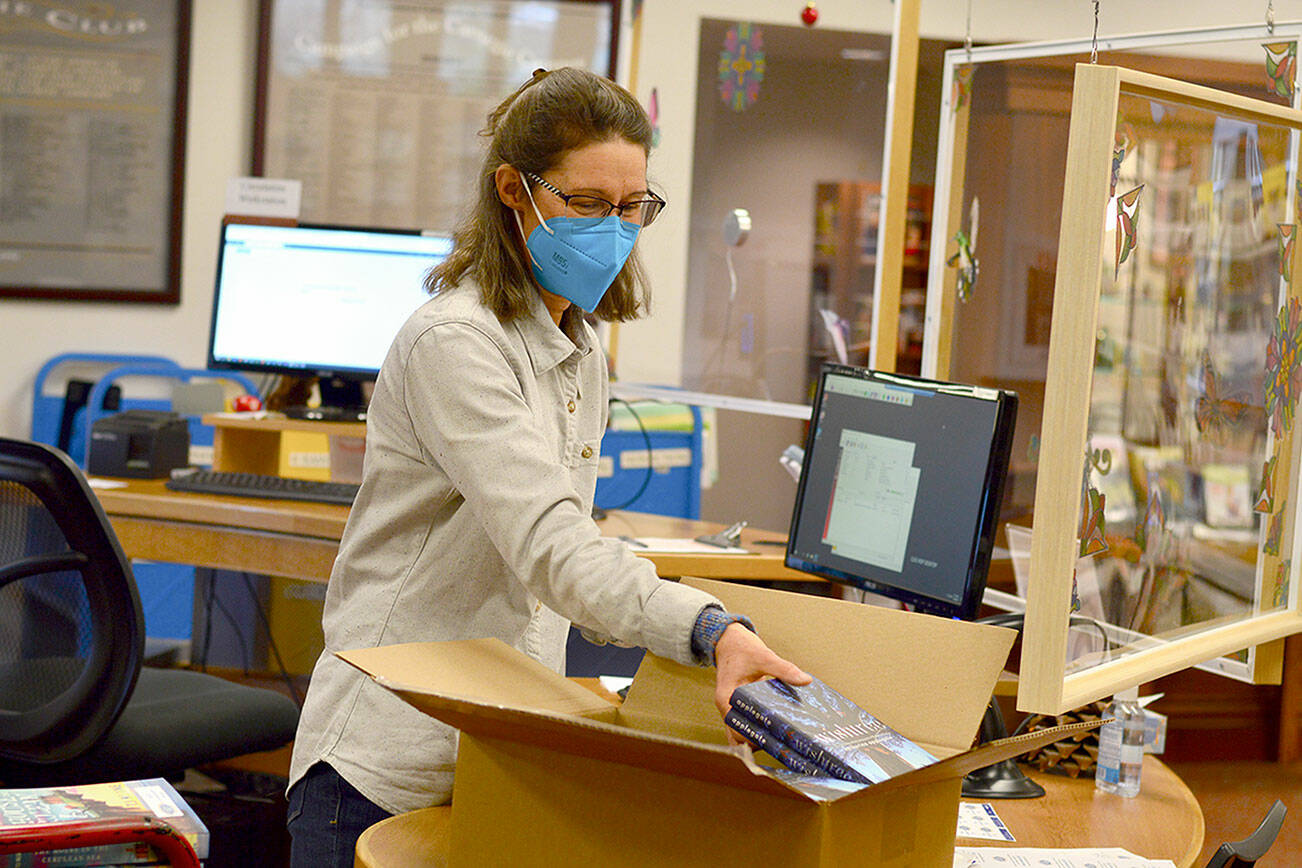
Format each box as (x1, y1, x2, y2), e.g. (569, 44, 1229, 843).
(567, 400, 576, 413)
(580, 445, 593, 459)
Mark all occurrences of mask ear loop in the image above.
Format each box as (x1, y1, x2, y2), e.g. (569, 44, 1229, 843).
(512, 170, 550, 273)
(520, 174, 554, 235)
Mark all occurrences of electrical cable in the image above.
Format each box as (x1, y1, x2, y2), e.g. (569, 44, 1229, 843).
(239, 571, 304, 707)
(208, 582, 252, 675)
(977, 610, 1116, 738)
(597, 397, 654, 512)
(200, 569, 216, 672)
(976, 611, 1114, 657)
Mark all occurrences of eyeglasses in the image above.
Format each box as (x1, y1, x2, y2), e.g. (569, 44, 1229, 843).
(525, 172, 666, 227)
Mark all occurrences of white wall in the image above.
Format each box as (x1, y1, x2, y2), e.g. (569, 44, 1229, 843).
(0, 0, 1289, 440)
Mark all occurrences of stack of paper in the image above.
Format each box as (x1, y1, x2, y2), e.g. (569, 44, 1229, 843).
(954, 848, 1177, 868)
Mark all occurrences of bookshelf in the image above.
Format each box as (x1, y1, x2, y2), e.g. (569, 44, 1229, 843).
(809, 181, 932, 390)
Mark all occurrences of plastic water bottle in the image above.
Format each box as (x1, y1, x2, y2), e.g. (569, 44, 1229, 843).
(1095, 687, 1144, 797)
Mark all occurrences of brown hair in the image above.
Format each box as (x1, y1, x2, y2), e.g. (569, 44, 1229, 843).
(426, 67, 654, 324)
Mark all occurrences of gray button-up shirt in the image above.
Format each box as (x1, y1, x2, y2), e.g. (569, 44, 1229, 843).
(288, 282, 719, 813)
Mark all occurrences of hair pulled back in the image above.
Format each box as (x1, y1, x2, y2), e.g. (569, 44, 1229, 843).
(427, 67, 655, 323)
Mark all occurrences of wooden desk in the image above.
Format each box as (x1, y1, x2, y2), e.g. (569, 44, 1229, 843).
(353, 756, 1203, 868)
(92, 478, 811, 583)
(962, 756, 1204, 866)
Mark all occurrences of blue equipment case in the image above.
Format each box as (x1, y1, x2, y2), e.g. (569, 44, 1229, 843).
(594, 405, 703, 519)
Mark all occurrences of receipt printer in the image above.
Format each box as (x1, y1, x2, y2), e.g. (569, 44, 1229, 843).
(88, 410, 190, 478)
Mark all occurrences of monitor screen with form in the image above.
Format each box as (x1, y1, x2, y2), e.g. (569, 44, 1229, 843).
(785, 364, 1018, 621)
(207, 221, 453, 386)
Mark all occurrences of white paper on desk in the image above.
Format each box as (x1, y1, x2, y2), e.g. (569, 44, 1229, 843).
(955, 802, 1014, 841)
(622, 538, 749, 554)
(87, 478, 128, 489)
(953, 847, 1176, 868)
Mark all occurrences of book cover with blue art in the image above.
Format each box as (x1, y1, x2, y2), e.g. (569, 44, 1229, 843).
(724, 708, 822, 776)
(730, 675, 936, 784)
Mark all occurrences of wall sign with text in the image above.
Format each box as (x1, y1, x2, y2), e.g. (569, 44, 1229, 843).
(254, 0, 617, 231)
(0, 1, 191, 303)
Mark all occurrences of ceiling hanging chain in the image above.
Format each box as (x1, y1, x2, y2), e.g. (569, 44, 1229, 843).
(1090, 0, 1101, 64)
(1267, 0, 1276, 34)
(964, 0, 973, 66)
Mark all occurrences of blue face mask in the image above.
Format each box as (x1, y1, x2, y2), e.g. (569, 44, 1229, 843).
(515, 181, 640, 313)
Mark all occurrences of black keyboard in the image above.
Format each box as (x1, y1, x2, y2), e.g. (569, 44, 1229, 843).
(166, 469, 359, 505)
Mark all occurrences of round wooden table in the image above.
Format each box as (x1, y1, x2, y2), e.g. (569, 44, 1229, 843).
(962, 756, 1205, 867)
(354, 805, 451, 868)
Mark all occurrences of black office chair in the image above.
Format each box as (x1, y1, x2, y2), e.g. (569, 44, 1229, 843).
(0, 436, 300, 786)
(1205, 799, 1287, 868)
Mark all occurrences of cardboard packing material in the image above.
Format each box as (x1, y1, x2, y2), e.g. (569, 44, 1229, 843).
(340, 578, 1098, 867)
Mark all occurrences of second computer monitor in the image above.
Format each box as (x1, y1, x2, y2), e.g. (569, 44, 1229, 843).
(785, 364, 1018, 621)
(207, 221, 454, 408)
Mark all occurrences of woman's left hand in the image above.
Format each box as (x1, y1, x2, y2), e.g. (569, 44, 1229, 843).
(712, 623, 811, 745)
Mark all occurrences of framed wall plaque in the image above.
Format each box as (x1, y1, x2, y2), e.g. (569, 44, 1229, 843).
(254, 0, 618, 230)
(0, 1, 191, 303)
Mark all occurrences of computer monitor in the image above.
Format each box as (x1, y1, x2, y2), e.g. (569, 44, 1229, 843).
(785, 364, 1018, 621)
(207, 221, 454, 412)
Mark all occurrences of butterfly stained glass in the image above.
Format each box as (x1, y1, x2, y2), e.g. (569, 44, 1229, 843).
(1274, 559, 1292, 608)
(1110, 124, 1134, 199)
(952, 64, 974, 112)
(1266, 504, 1286, 557)
(1078, 486, 1108, 558)
(1114, 184, 1143, 279)
(1195, 353, 1256, 446)
(648, 87, 661, 149)
(1280, 224, 1295, 285)
(1266, 298, 1302, 439)
(1256, 455, 1278, 514)
(1264, 41, 1298, 101)
(947, 197, 980, 302)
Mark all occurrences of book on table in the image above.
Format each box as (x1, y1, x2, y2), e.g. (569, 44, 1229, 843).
(0, 777, 208, 866)
(729, 675, 937, 784)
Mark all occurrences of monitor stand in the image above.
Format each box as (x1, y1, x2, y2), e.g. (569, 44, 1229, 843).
(961, 696, 1045, 799)
(284, 376, 368, 422)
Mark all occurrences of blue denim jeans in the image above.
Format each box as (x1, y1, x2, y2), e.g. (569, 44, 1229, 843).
(286, 761, 392, 868)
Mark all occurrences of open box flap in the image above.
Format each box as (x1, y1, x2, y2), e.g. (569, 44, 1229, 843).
(854, 719, 1104, 798)
(649, 578, 1018, 753)
(339, 639, 812, 800)
(341, 638, 1101, 807)
(387, 689, 817, 801)
(384, 683, 1101, 806)
(338, 639, 615, 717)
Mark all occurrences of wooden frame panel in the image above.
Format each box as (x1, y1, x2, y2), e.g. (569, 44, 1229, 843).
(1019, 64, 1302, 714)
(924, 23, 1302, 383)
(868, 0, 920, 373)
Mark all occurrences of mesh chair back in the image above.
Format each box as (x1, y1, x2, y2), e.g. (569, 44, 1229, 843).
(0, 438, 144, 764)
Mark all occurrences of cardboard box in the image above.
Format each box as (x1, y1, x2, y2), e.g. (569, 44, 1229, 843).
(339, 578, 1097, 867)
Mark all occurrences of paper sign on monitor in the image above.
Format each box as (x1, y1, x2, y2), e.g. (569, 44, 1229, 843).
(821, 430, 919, 573)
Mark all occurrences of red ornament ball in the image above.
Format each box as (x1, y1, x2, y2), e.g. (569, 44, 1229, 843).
(232, 394, 263, 412)
(800, 1, 818, 26)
